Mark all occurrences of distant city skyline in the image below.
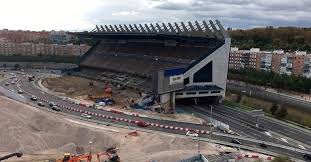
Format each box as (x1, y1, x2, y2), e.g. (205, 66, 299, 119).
(0, 0, 310, 31)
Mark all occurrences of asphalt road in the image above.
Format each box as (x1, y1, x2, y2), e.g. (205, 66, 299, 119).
(212, 105, 311, 147)
(1, 71, 310, 160)
(227, 83, 311, 112)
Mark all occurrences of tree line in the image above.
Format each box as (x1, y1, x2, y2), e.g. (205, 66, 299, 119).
(229, 26, 311, 52)
(228, 69, 311, 94)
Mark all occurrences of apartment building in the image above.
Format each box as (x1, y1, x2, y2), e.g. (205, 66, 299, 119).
(230, 47, 311, 78)
(303, 56, 311, 78)
(0, 29, 49, 43)
(229, 47, 258, 70)
(0, 42, 90, 56)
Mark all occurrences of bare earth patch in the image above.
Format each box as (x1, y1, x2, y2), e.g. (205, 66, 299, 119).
(0, 95, 233, 162)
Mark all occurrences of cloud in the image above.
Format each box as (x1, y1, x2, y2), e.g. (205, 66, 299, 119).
(0, 0, 310, 30)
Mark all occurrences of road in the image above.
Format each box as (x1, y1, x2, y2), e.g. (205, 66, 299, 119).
(212, 105, 311, 147)
(227, 82, 311, 112)
(1, 70, 310, 160)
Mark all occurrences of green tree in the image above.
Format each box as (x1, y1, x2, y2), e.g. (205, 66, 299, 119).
(276, 106, 288, 118)
(270, 103, 278, 115)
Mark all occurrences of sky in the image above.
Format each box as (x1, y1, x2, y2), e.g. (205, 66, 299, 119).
(0, 0, 310, 31)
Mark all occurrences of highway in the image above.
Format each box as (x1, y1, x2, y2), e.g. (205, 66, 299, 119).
(212, 105, 311, 147)
(1, 70, 310, 161)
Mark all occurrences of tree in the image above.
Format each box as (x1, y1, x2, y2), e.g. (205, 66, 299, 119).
(276, 106, 288, 118)
(270, 103, 278, 115)
(236, 94, 242, 103)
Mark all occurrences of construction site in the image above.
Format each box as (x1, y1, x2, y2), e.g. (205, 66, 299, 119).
(0, 95, 261, 162)
(41, 75, 205, 124)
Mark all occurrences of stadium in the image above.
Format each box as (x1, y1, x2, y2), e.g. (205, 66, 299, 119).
(75, 20, 231, 113)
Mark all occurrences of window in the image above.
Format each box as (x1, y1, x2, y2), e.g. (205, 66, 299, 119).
(199, 91, 210, 94)
(186, 92, 196, 95)
(193, 61, 213, 82)
(184, 77, 189, 85)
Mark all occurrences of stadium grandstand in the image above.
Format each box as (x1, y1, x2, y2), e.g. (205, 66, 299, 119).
(75, 20, 231, 112)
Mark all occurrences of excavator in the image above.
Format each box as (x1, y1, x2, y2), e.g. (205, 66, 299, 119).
(0, 152, 23, 161)
(57, 152, 92, 162)
(96, 147, 120, 162)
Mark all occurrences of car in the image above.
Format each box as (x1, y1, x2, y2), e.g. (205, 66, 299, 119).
(30, 95, 37, 101)
(49, 102, 55, 107)
(52, 105, 60, 111)
(37, 102, 45, 107)
(4, 82, 9, 86)
(231, 139, 242, 145)
(304, 154, 311, 161)
(136, 121, 149, 127)
(81, 113, 92, 119)
(17, 89, 24, 94)
(186, 131, 199, 137)
(260, 143, 267, 148)
(36, 70, 40, 73)
(10, 81, 15, 84)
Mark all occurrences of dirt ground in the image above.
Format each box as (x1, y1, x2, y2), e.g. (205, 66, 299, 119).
(41, 75, 140, 106)
(0, 95, 237, 162)
(41, 76, 204, 124)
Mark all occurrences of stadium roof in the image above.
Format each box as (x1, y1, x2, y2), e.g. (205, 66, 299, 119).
(74, 20, 229, 40)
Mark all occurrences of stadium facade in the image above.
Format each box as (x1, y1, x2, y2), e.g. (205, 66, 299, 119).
(76, 20, 231, 112)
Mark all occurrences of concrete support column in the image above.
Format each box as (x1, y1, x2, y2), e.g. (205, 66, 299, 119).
(170, 91, 175, 112)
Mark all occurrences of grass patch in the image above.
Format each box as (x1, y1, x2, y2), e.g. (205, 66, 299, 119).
(225, 92, 311, 128)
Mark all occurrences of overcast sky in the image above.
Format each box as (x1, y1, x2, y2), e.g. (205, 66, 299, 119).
(0, 0, 310, 31)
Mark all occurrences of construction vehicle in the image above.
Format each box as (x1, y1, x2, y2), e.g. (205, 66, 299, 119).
(96, 147, 120, 162)
(57, 152, 92, 162)
(88, 82, 112, 100)
(0, 152, 23, 161)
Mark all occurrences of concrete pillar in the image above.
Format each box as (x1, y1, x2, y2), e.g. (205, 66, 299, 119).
(170, 91, 175, 111)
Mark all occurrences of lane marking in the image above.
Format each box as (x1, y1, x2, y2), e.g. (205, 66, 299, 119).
(265, 131, 272, 137)
(280, 138, 288, 143)
(298, 145, 306, 150)
(66, 119, 120, 133)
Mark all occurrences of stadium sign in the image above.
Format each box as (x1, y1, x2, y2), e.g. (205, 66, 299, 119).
(170, 75, 183, 85)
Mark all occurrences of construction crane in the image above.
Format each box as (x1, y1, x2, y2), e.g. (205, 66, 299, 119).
(96, 147, 120, 162)
(0, 152, 23, 161)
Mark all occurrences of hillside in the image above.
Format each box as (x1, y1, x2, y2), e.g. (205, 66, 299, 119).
(229, 27, 311, 52)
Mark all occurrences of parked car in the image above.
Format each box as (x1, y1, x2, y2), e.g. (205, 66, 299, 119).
(10, 81, 15, 84)
(81, 113, 92, 119)
(4, 82, 9, 86)
(49, 102, 55, 107)
(37, 102, 45, 107)
(136, 121, 149, 127)
(17, 89, 24, 94)
(186, 131, 199, 137)
(52, 105, 60, 111)
(231, 139, 242, 145)
(30, 95, 37, 101)
(260, 143, 267, 148)
(303, 154, 311, 161)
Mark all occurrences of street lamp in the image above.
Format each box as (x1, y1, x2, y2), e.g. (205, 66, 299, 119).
(89, 141, 92, 154)
(210, 105, 213, 136)
(197, 136, 200, 156)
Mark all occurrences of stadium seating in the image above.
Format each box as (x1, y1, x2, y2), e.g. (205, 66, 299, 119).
(79, 40, 220, 77)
